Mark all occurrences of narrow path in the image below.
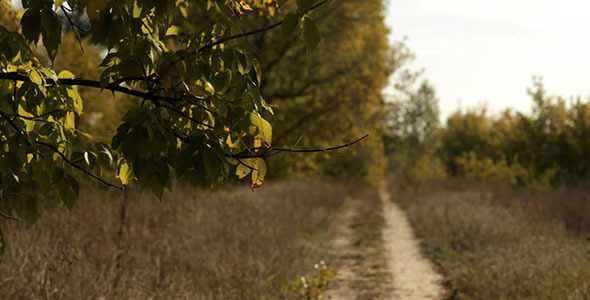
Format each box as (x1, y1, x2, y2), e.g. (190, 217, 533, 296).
(381, 192, 444, 299)
(324, 203, 357, 300)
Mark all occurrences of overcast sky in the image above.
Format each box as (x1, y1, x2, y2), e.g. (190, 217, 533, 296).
(384, 0, 590, 121)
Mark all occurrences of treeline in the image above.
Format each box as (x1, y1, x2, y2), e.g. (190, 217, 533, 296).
(385, 78, 590, 188)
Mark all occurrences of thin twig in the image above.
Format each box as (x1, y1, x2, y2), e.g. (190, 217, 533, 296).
(35, 141, 124, 190)
(0, 210, 19, 221)
(196, 0, 329, 53)
(233, 134, 369, 158)
(60, 6, 85, 53)
(271, 134, 369, 152)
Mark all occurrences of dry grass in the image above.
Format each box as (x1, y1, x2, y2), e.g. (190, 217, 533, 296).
(392, 178, 590, 300)
(0, 180, 356, 299)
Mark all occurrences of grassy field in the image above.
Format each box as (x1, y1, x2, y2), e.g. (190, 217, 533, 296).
(0, 180, 374, 299)
(392, 178, 590, 299)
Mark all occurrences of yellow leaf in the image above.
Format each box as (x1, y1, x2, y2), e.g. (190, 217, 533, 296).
(58, 70, 75, 79)
(251, 158, 266, 188)
(29, 70, 43, 86)
(133, 1, 143, 18)
(240, 1, 252, 10)
(236, 159, 253, 179)
(18, 106, 35, 131)
(65, 112, 76, 130)
(253, 136, 261, 149)
(176, 0, 190, 18)
(250, 112, 272, 145)
(66, 87, 83, 114)
(117, 162, 133, 185)
(165, 25, 181, 36)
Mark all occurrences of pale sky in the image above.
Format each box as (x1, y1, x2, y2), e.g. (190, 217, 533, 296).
(384, 0, 590, 121)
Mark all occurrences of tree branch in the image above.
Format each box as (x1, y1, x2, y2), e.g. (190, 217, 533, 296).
(0, 72, 203, 104)
(197, 0, 329, 53)
(35, 141, 124, 190)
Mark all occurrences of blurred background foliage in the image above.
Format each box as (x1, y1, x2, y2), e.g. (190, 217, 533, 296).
(384, 74, 590, 189)
(251, 0, 392, 184)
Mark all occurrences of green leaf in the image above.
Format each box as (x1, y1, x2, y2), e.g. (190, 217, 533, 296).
(58, 176, 79, 210)
(282, 13, 299, 39)
(112, 123, 132, 149)
(303, 18, 321, 53)
(297, 0, 315, 12)
(203, 149, 220, 180)
(247, 82, 264, 111)
(86, 0, 108, 21)
(20, 10, 41, 44)
(121, 126, 149, 160)
(118, 59, 143, 78)
(32, 162, 52, 195)
(40, 10, 62, 62)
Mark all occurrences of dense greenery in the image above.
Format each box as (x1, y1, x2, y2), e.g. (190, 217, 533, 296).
(385, 77, 590, 188)
(438, 79, 590, 187)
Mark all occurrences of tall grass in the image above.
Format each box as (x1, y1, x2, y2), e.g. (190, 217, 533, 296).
(392, 179, 590, 299)
(0, 180, 352, 299)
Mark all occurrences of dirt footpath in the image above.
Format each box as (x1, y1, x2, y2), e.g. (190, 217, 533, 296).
(326, 192, 444, 299)
(381, 192, 444, 299)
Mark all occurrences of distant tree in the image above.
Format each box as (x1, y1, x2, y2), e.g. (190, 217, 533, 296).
(384, 79, 444, 179)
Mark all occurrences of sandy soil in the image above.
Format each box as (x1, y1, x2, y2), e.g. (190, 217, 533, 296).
(326, 193, 444, 300)
(381, 192, 444, 300)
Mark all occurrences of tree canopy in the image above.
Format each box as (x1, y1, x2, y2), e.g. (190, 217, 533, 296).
(0, 0, 381, 262)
